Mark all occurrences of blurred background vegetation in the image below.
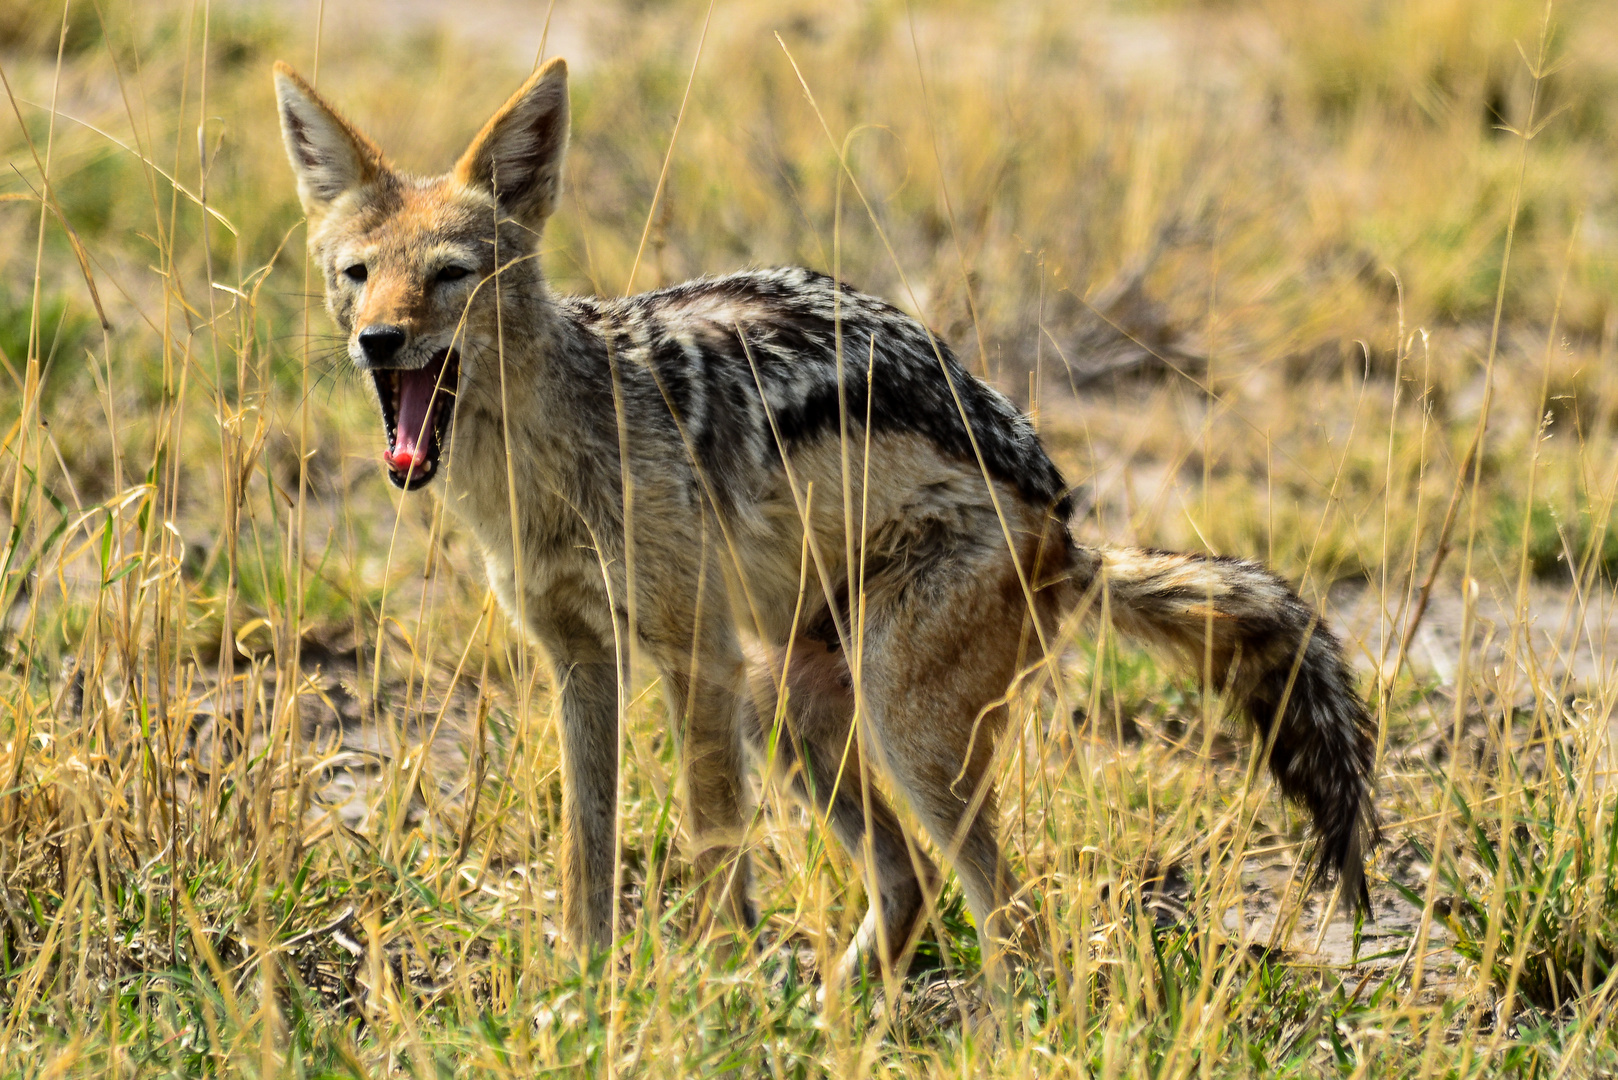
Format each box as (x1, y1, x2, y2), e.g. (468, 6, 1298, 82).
(3, 0, 1617, 600)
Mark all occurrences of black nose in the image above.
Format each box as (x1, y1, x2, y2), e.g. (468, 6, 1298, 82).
(358, 325, 407, 365)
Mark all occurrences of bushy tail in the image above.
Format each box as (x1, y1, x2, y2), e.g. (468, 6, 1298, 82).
(1069, 545, 1380, 910)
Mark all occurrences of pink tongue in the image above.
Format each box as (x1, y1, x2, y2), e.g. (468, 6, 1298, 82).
(386, 364, 444, 473)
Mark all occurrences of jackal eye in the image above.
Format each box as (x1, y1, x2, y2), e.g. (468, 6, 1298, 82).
(343, 264, 368, 284)
(435, 265, 471, 284)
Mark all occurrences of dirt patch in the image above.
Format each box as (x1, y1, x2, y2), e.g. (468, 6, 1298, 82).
(65, 641, 482, 835)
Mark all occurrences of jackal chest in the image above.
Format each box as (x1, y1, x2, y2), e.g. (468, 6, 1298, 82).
(456, 488, 622, 654)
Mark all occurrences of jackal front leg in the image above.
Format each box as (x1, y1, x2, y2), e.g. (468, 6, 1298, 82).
(551, 654, 621, 953)
(665, 666, 756, 936)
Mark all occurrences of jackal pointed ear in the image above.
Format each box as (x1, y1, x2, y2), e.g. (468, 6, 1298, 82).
(454, 58, 570, 232)
(273, 61, 386, 214)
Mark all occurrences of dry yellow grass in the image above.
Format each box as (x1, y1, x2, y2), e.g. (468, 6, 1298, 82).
(2, 0, 1617, 1074)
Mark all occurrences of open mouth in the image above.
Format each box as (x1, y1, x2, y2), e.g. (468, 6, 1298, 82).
(372, 348, 460, 490)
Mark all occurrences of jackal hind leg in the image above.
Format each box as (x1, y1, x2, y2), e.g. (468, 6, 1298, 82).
(745, 641, 937, 988)
(859, 549, 1049, 1002)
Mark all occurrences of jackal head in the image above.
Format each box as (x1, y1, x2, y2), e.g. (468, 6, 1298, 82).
(273, 60, 570, 490)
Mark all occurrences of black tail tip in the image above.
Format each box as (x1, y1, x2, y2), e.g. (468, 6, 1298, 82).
(1315, 807, 1380, 918)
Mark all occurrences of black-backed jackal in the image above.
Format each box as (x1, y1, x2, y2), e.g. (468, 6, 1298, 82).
(274, 58, 1379, 994)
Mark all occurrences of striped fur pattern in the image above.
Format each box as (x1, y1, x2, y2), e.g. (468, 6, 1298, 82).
(274, 57, 1379, 990)
(562, 269, 1072, 519)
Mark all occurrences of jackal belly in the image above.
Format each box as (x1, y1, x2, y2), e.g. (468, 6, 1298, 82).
(727, 431, 1060, 647)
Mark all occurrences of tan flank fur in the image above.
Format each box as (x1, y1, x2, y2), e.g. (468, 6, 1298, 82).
(273, 58, 1380, 995)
